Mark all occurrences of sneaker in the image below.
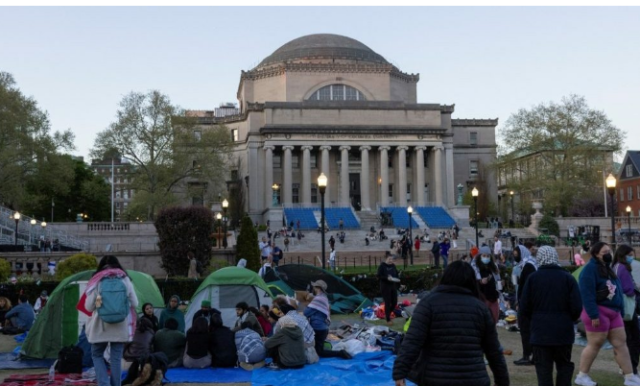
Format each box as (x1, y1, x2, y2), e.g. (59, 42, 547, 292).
(574, 373, 597, 386)
(513, 357, 533, 366)
(266, 362, 280, 370)
(624, 374, 640, 386)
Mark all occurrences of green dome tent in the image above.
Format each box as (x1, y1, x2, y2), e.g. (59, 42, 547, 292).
(21, 270, 164, 359)
(184, 267, 274, 330)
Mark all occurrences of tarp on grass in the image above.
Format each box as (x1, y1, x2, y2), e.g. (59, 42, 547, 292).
(263, 264, 372, 314)
(21, 270, 164, 359)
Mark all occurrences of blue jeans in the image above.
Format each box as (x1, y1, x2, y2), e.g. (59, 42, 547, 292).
(91, 342, 124, 386)
(442, 254, 449, 268)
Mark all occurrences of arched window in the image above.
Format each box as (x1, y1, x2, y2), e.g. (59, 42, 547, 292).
(307, 84, 367, 101)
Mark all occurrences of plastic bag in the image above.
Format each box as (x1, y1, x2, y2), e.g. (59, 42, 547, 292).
(333, 339, 366, 357)
(305, 346, 319, 364)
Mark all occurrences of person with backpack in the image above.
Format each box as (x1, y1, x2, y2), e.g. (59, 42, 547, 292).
(271, 243, 283, 266)
(158, 295, 185, 333)
(183, 316, 211, 368)
(153, 318, 185, 368)
(232, 302, 265, 336)
(123, 317, 155, 362)
(208, 313, 238, 368)
(78, 255, 138, 386)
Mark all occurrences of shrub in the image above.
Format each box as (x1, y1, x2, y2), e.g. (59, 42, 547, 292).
(0, 258, 11, 282)
(539, 214, 560, 236)
(155, 206, 214, 277)
(55, 252, 98, 280)
(257, 224, 267, 232)
(236, 215, 261, 271)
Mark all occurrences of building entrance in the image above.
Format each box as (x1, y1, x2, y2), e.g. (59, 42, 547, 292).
(349, 173, 361, 211)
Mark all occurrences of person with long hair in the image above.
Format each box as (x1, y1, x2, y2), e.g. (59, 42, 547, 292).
(0, 296, 12, 325)
(123, 317, 155, 362)
(393, 260, 509, 386)
(78, 255, 138, 386)
(515, 244, 538, 366)
(140, 303, 158, 332)
(377, 254, 400, 326)
(613, 244, 640, 375)
(576, 242, 640, 386)
(183, 316, 211, 368)
(472, 246, 501, 323)
(208, 313, 237, 368)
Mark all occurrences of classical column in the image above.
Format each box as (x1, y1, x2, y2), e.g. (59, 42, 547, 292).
(415, 146, 426, 206)
(301, 145, 312, 206)
(320, 145, 331, 206)
(264, 145, 275, 208)
(248, 143, 260, 212)
(340, 146, 351, 206)
(359, 146, 371, 211)
(283, 145, 294, 206)
(433, 145, 444, 206)
(397, 146, 408, 207)
(379, 146, 390, 207)
(444, 144, 455, 208)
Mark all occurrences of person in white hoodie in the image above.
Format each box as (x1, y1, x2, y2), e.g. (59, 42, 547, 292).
(79, 256, 139, 386)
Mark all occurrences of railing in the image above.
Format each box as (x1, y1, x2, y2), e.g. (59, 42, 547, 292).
(86, 223, 131, 231)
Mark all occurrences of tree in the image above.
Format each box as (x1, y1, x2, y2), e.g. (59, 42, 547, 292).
(55, 253, 97, 280)
(91, 91, 232, 220)
(498, 95, 625, 216)
(235, 215, 260, 271)
(0, 72, 75, 209)
(155, 206, 214, 277)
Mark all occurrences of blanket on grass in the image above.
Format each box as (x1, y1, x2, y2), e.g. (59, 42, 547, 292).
(0, 373, 96, 386)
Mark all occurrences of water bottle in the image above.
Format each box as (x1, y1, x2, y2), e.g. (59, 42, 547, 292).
(48, 363, 55, 382)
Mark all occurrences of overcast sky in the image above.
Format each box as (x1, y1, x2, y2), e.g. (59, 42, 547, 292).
(1, 7, 638, 161)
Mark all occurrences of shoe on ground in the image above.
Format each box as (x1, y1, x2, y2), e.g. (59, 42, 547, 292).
(339, 350, 352, 360)
(513, 357, 533, 366)
(574, 373, 597, 386)
(239, 360, 265, 371)
(624, 374, 640, 386)
(266, 362, 280, 370)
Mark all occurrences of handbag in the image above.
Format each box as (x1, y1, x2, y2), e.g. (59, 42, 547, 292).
(623, 295, 636, 322)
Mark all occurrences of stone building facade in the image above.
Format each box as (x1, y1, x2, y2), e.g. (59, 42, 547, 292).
(191, 34, 498, 224)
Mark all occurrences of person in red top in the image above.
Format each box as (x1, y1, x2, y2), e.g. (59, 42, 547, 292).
(414, 237, 421, 259)
(249, 306, 272, 337)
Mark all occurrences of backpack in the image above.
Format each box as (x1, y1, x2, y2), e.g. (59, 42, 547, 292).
(97, 276, 130, 324)
(234, 328, 266, 364)
(55, 345, 83, 374)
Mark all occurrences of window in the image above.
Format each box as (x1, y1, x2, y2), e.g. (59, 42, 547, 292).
(292, 183, 300, 203)
(123, 191, 129, 199)
(621, 188, 625, 202)
(311, 184, 318, 203)
(124, 202, 128, 207)
(194, 130, 202, 141)
(423, 154, 428, 168)
(231, 129, 239, 142)
(231, 170, 238, 180)
(470, 160, 479, 176)
(627, 164, 634, 178)
(629, 186, 633, 201)
(470, 132, 478, 146)
(292, 155, 300, 169)
(273, 155, 282, 169)
(637, 185, 640, 200)
(115, 202, 120, 208)
(310, 154, 318, 168)
(307, 84, 367, 101)
(406, 154, 411, 168)
(388, 184, 393, 198)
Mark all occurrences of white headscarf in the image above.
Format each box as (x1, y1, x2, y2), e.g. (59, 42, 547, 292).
(517, 245, 538, 271)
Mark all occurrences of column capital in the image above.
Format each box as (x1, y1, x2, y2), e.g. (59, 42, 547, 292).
(301, 145, 313, 151)
(263, 145, 275, 151)
(397, 145, 409, 151)
(359, 145, 372, 151)
(319, 145, 332, 151)
(433, 145, 444, 151)
(282, 145, 295, 151)
(379, 145, 391, 152)
(415, 146, 427, 151)
(339, 145, 351, 151)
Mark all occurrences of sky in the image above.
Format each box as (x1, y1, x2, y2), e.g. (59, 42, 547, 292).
(1, 7, 639, 161)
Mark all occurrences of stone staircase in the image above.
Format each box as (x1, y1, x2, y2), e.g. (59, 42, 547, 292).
(357, 210, 379, 231)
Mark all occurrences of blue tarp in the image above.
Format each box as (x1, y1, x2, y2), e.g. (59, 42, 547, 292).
(0, 352, 55, 370)
(163, 367, 252, 383)
(252, 351, 415, 386)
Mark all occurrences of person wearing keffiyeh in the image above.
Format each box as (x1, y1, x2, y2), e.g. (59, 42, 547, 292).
(515, 244, 539, 366)
(303, 280, 351, 360)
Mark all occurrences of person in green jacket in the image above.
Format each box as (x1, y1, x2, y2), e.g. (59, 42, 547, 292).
(153, 318, 186, 368)
(158, 295, 185, 333)
(264, 315, 306, 369)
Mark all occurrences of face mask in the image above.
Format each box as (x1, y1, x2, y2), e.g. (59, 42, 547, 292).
(481, 257, 491, 265)
(627, 255, 635, 264)
(603, 253, 613, 264)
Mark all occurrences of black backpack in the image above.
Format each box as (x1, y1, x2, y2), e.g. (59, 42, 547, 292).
(55, 345, 83, 374)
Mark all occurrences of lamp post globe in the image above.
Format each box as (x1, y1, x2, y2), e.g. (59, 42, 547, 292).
(318, 173, 328, 269)
(605, 174, 617, 249)
(13, 212, 21, 245)
(627, 205, 632, 245)
(271, 183, 280, 207)
(407, 206, 414, 265)
(472, 188, 479, 247)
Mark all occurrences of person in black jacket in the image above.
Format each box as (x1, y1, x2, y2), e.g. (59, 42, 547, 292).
(208, 313, 237, 368)
(520, 246, 582, 386)
(431, 238, 440, 268)
(377, 254, 400, 326)
(393, 260, 509, 386)
(515, 244, 538, 366)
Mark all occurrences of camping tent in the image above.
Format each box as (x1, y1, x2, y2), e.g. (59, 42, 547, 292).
(184, 267, 274, 330)
(263, 264, 372, 314)
(21, 270, 164, 359)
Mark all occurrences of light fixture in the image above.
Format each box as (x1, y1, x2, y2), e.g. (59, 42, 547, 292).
(407, 206, 413, 214)
(472, 187, 479, 197)
(317, 173, 328, 189)
(41, 221, 47, 228)
(606, 174, 617, 189)
(509, 190, 514, 196)
(216, 212, 222, 220)
(272, 183, 280, 191)
(30, 219, 36, 226)
(627, 205, 632, 213)
(222, 199, 229, 209)
(13, 212, 21, 221)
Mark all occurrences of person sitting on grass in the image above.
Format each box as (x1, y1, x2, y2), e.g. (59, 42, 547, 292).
(159, 295, 185, 333)
(141, 302, 159, 332)
(3, 295, 35, 335)
(208, 313, 238, 368)
(123, 317, 155, 362)
(183, 316, 211, 369)
(232, 302, 264, 336)
(264, 315, 306, 370)
(0, 297, 12, 326)
(250, 306, 272, 337)
(153, 318, 186, 368)
(192, 300, 221, 326)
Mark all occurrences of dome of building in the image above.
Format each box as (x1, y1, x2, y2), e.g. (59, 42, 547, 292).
(256, 33, 389, 68)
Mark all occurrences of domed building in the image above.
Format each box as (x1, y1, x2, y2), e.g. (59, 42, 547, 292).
(191, 34, 497, 227)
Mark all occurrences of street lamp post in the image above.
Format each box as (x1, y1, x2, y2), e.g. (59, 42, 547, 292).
(216, 212, 222, 249)
(509, 190, 515, 226)
(40, 220, 47, 250)
(606, 174, 617, 250)
(407, 206, 414, 266)
(472, 188, 479, 246)
(222, 199, 229, 249)
(318, 173, 328, 270)
(13, 212, 21, 246)
(30, 218, 36, 248)
(272, 184, 280, 207)
(626, 205, 632, 245)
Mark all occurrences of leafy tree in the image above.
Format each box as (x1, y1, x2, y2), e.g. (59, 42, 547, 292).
(0, 72, 75, 209)
(539, 214, 560, 236)
(498, 95, 625, 216)
(55, 253, 98, 280)
(155, 206, 214, 277)
(0, 258, 11, 282)
(235, 215, 260, 271)
(91, 91, 232, 220)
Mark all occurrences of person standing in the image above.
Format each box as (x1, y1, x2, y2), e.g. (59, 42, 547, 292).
(494, 236, 503, 263)
(33, 291, 48, 314)
(304, 280, 351, 359)
(329, 235, 336, 250)
(575, 242, 640, 386)
(377, 255, 399, 326)
(393, 260, 509, 386)
(613, 244, 640, 375)
(440, 238, 451, 269)
(515, 245, 538, 366)
(78, 255, 139, 386)
(187, 252, 198, 280)
(258, 258, 273, 279)
(271, 243, 283, 266)
(431, 237, 441, 268)
(259, 237, 271, 262)
(329, 248, 337, 271)
(414, 237, 421, 259)
(519, 246, 582, 386)
(472, 246, 501, 323)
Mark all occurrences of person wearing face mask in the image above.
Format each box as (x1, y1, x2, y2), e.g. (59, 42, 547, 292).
(613, 244, 640, 375)
(515, 244, 538, 366)
(473, 246, 501, 323)
(575, 242, 640, 386)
